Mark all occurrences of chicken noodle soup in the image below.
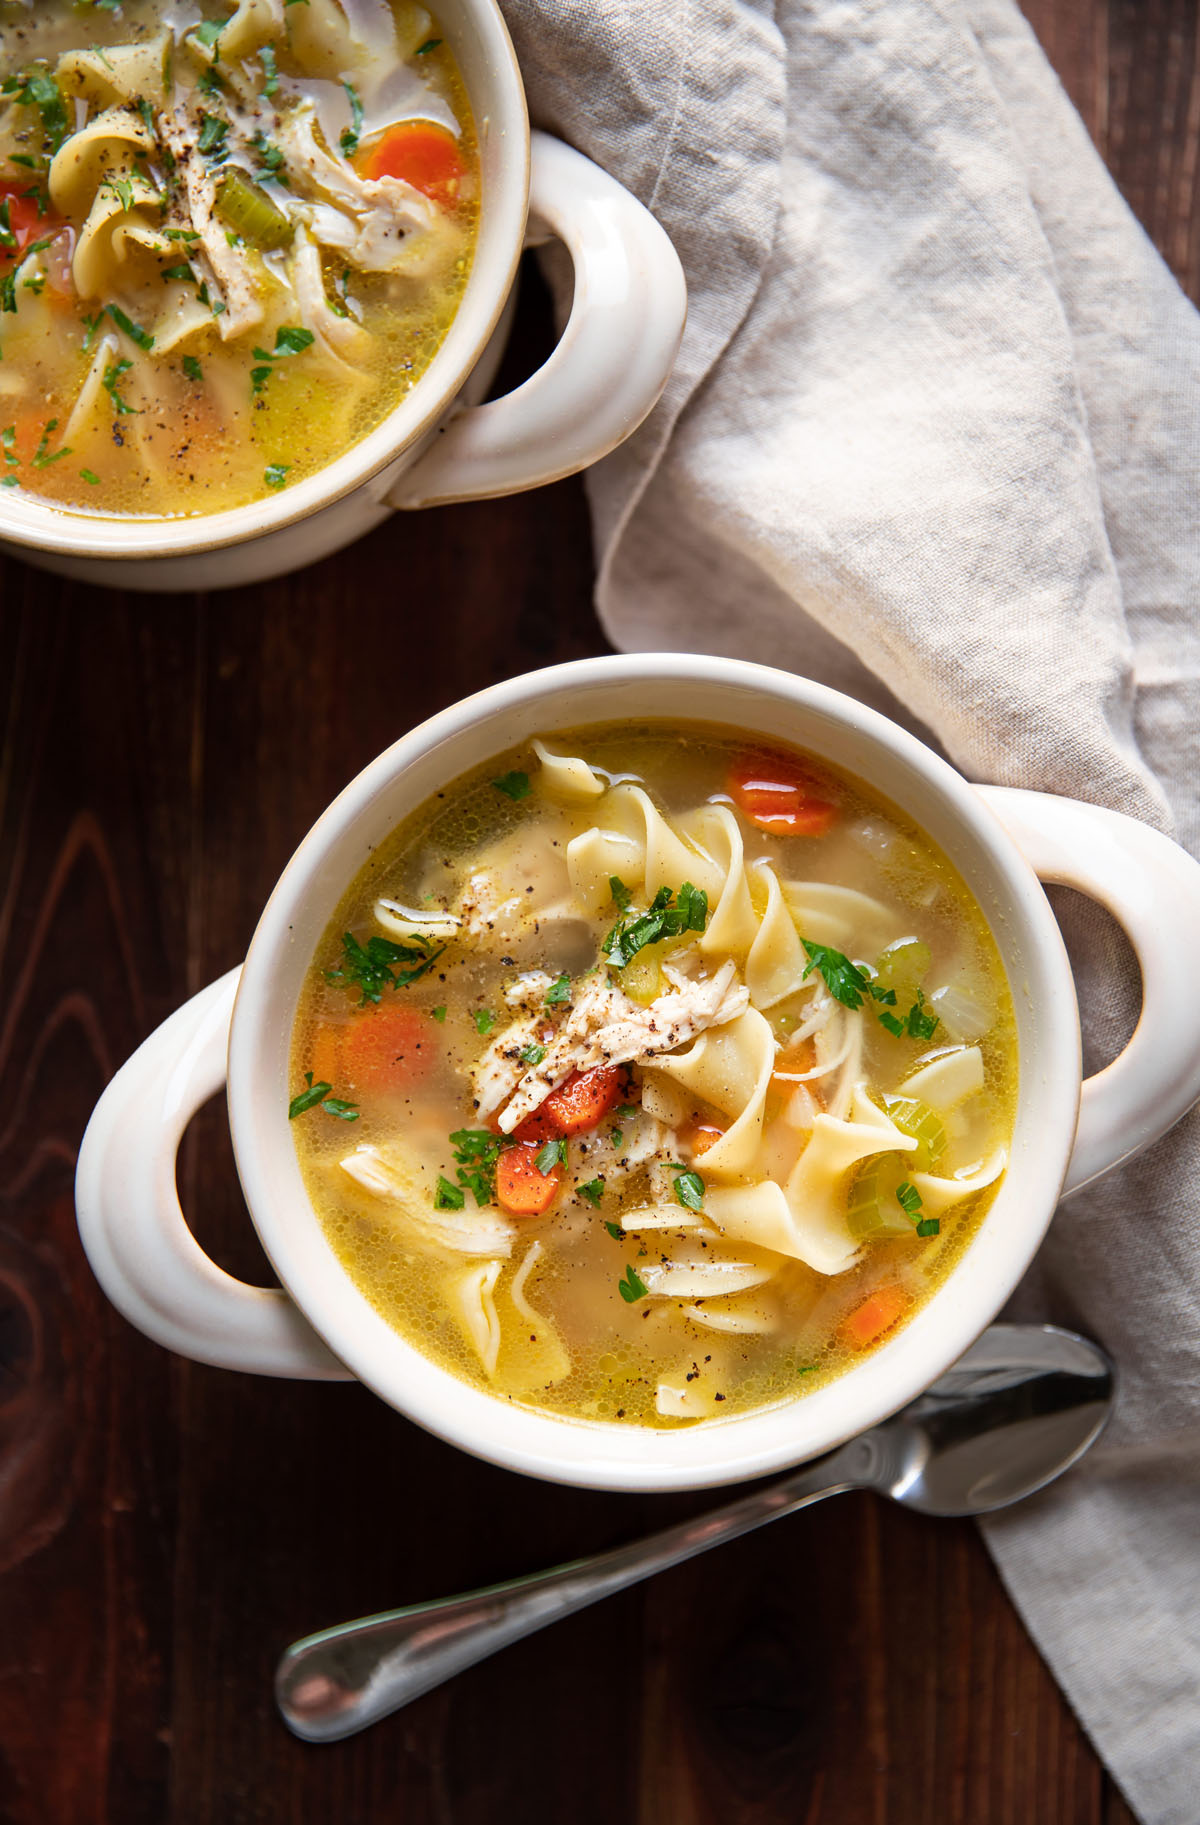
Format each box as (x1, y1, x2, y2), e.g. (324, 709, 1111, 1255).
(290, 728, 1017, 1426)
(0, 0, 477, 512)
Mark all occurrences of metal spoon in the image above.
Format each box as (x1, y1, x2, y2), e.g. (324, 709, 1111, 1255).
(276, 1322, 1113, 1743)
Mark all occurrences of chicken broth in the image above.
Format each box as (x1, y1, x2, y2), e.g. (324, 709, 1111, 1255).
(290, 726, 1018, 1427)
(0, 0, 477, 513)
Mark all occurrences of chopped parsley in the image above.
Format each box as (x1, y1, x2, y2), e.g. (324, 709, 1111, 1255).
(603, 1218, 622, 1239)
(801, 940, 883, 1010)
(288, 1072, 359, 1121)
(103, 359, 138, 414)
(491, 770, 531, 801)
(263, 462, 290, 489)
(260, 45, 279, 95)
(3, 69, 70, 155)
(182, 354, 203, 382)
(544, 972, 571, 1006)
(448, 1128, 512, 1207)
(431, 1005, 447, 1023)
(416, 37, 443, 53)
(668, 1167, 705, 1211)
(609, 875, 632, 912)
(340, 81, 364, 157)
(617, 1264, 649, 1303)
(434, 1175, 466, 1211)
(326, 929, 443, 1004)
(877, 988, 939, 1041)
(197, 113, 229, 159)
(577, 1178, 605, 1208)
(0, 199, 14, 251)
(474, 1008, 496, 1035)
(519, 1041, 547, 1066)
(31, 419, 70, 467)
(80, 468, 100, 485)
(897, 1179, 940, 1238)
(604, 882, 708, 969)
(193, 19, 225, 51)
(0, 272, 16, 314)
(534, 1138, 566, 1175)
(107, 303, 154, 350)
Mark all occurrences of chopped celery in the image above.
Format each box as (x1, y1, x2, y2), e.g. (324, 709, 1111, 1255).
(881, 1093, 947, 1169)
(620, 949, 663, 1006)
(846, 1155, 916, 1240)
(215, 168, 292, 250)
(873, 937, 931, 1000)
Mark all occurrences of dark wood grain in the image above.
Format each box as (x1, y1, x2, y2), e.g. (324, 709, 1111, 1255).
(1, 3, 1191, 1819)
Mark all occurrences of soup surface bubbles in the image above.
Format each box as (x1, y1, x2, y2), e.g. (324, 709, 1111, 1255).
(0, 0, 477, 512)
(290, 726, 1018, 1427)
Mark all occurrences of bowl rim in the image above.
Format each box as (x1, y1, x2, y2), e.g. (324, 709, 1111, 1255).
(227, 654, 1083, 1491)
(0, 0, 529, 560)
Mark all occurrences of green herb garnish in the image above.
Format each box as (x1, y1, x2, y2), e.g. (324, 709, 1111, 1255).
(182, 354, 203, 382)
(896, 1178, 940, 1237)
(491, 770, 531, 801)
(671, 1168, 705, 1212)
(198, 113, 229, 158)
(448, 1128, 511, 1207)
(107, 303, 154, 349)
(604, 882, 708, 969)
(416, 37, 443, 53)
(288, 1071, 359, 1121)
(617, 1264, 648, 1303)
(473, 1008, 496, 1035)
(544, 973, 571, 1006)
(603, 1218, 622, 1239)
(340, 81, 363, 157)
(103, 359, 138, 414)
(259, 45, 279, 95)
(431, 1005, 447, 1023)
(263, 463, 290, 489)
(434, 1175, 466, 1211)
(519, 1042, 547, 1066)
(578, 1179, 605, 1208)
(327, 929, 442, 1004)
(534, 1138, 566, 1175)
(609, 875, 632, 912)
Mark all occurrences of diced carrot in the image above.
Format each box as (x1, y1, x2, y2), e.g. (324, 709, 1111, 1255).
(318, 1004, 436, 1094)
(683, 1119, 725, 1156)
(838, 1285, 911, 1351)
(770, 1036, 815, 1094)
(729, 749, 838, 838)
(496, 1142, 561, 1216)
(0, 186, 63, 262)
(356, 122, 465, 209)
(543, 1065, 628, 1136)
(509, 1108, 559, 1145)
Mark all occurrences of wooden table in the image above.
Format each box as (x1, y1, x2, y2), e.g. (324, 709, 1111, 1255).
(1, 4, 1191, 1818)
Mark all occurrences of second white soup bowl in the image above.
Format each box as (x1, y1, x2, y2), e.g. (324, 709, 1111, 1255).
(75, 657, 1200, 1489)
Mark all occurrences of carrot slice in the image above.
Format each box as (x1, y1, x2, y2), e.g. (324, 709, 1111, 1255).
(729, 749, 838, 837)
(0, 186, 62, 262)
(838, 1285, 910, 1351)
(509, 1108, 559, 1145)
(314, 1004, 436, 1094)
(356, 122, 465, 209)
(543, 1065, 628, 1136)
(682, 1119, 725, 1156)
(496, 1142, 561, 1216)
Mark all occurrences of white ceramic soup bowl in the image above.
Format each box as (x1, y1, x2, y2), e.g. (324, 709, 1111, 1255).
(76, 655, 1200, 1491)
(0, 2, 685, 594)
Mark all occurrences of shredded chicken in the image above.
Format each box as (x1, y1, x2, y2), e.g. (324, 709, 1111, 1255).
(484, 962, 750, 1134)
(160, 104, 265, 339)
(277, 103, 436, 270)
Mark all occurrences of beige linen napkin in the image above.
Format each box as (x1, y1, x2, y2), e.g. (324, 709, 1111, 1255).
(504, 1, 1200, 1818)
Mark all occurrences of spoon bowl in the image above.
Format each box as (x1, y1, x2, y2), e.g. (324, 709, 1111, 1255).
(276, 1323, 1114, 1743)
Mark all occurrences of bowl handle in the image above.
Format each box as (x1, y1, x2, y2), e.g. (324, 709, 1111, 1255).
(975, 786, 1200, 1196)
(74, 967, 350, 1378)
(387, 130, 687, 508)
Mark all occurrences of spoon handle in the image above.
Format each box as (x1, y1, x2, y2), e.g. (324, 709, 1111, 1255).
(276, 1440, 871, 1742)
